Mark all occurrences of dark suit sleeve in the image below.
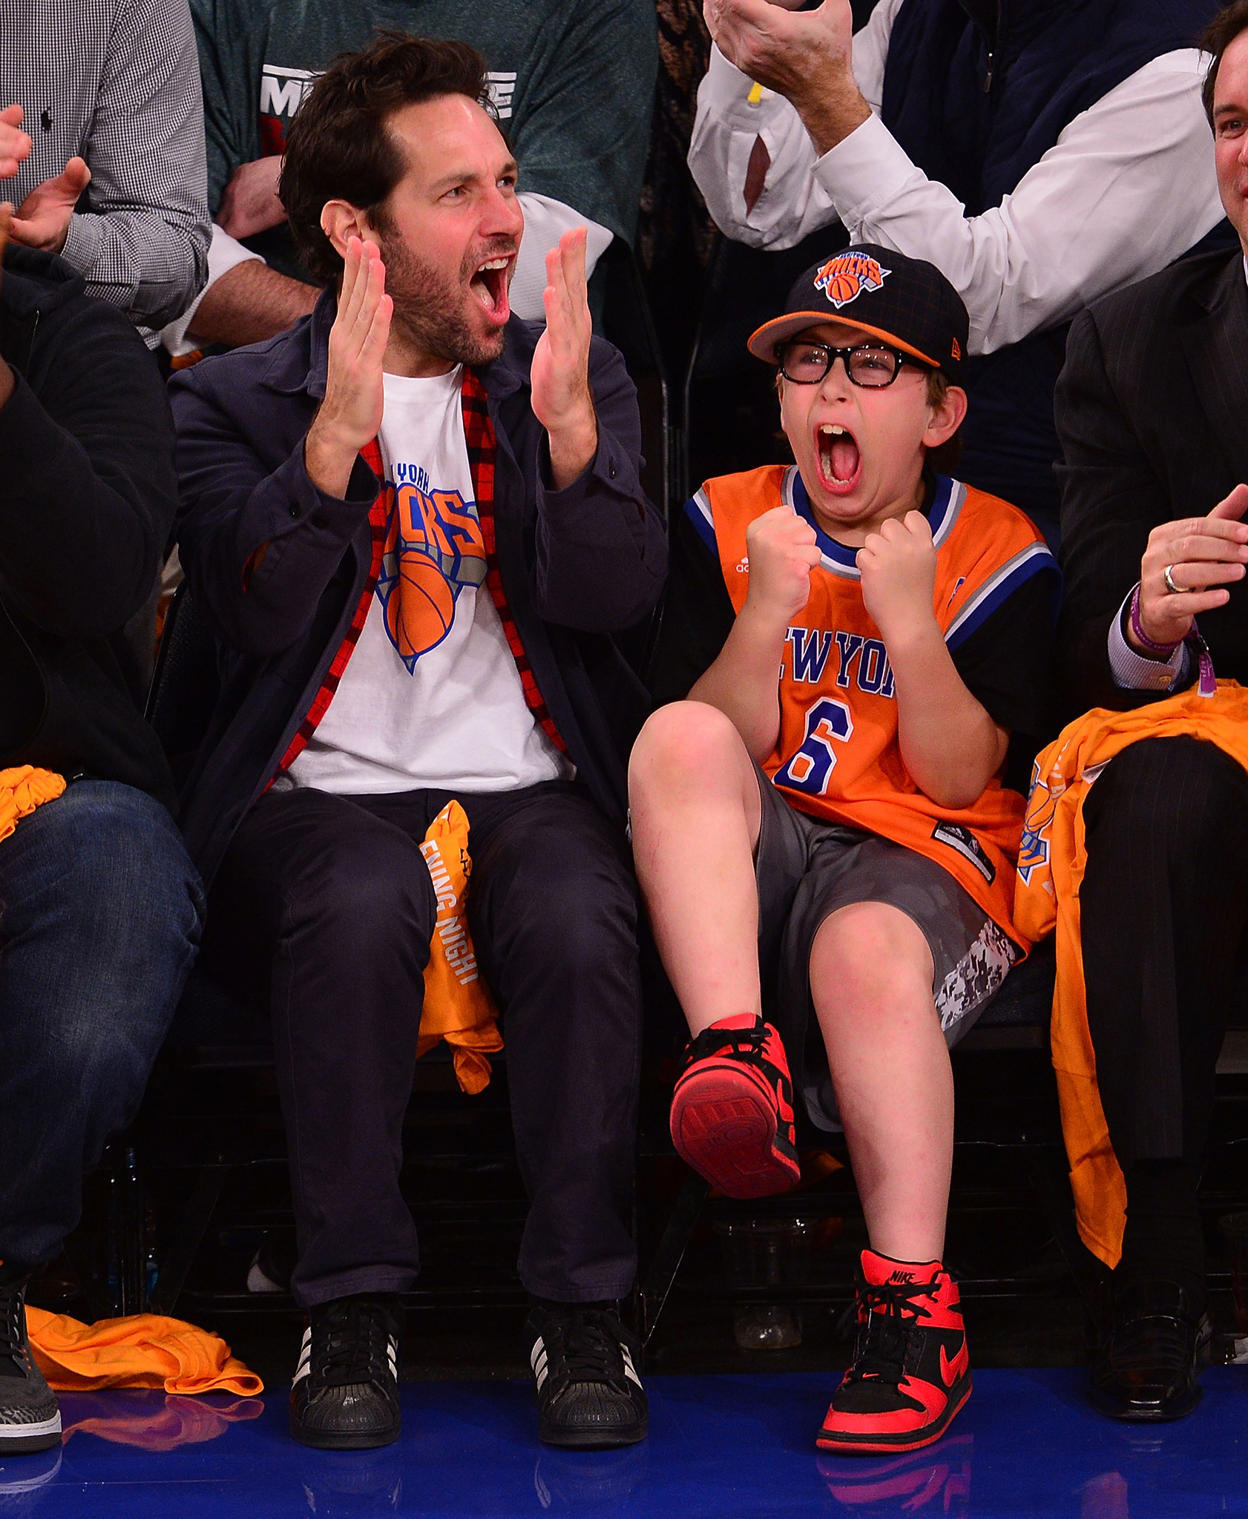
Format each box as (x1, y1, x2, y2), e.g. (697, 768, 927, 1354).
(1054, 305, 1180, 715)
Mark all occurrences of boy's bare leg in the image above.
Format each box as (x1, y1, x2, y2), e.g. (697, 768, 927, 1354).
(629, 701, 765, 1035)
(809, 901, 953, 1262)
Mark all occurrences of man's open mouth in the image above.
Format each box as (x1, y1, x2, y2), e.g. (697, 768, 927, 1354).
(817, 422, 861, 495)
(470, 256, 512, 323)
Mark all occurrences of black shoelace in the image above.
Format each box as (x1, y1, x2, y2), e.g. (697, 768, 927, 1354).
(311, 1299, 394, 1386)
(545, 1311, 628, 1387)
(840, 1278, 934, 1387)
(684, 1019, 766, 1064)
(0, 1279, 30, 1376)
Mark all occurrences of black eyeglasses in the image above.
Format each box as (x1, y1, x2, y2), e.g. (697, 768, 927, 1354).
(777, 340, 930, 388)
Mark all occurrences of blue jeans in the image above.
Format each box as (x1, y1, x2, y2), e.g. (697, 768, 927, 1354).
(0, 780, 203, 1269)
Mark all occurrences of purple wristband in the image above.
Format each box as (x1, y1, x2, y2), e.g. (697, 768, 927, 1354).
(1128, 584, 1183, 657)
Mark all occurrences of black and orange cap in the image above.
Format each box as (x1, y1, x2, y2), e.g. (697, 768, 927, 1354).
(747, 243, 968, 380)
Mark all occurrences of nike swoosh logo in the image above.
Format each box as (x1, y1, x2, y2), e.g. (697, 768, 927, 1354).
(940, 1342, 968, 1387)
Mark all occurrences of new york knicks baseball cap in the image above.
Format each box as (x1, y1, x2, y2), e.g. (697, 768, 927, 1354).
(747, 244, 968, 380)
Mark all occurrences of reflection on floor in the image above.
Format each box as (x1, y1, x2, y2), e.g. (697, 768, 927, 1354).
(2, 1367, 1245, 1518)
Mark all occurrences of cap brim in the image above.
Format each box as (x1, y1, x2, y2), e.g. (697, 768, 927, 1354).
(747, 311, 942, 371)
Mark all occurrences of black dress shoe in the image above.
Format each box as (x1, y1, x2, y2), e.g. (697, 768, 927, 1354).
(1089, 1275, 1211, 1422)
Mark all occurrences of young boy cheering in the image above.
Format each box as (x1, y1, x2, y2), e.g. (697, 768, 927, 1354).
(630, 247, 1058, 1453)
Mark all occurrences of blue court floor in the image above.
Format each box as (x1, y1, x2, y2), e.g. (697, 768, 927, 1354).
(2, 1367, 1246, 1519)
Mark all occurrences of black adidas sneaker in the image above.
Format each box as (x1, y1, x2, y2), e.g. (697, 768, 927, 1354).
(290, 1293, 402, 1450)
(525, 1304, 648, 1449)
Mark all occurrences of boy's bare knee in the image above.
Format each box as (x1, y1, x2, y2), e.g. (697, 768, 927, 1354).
(810, 902, 934, 1008)
(629, 700, 743, 798)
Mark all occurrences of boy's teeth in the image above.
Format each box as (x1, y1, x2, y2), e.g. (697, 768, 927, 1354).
(819, 422, 860, 486)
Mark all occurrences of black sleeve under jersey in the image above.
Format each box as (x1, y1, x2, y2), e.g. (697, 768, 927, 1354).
(951, 570, 1060, 792)
(951, 571, 1059, 748)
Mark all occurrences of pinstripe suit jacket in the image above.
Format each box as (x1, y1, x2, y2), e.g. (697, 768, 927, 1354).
(1055, 248, 1248, 715)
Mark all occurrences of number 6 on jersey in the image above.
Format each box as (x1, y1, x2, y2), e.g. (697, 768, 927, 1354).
(775, 697, 854, 797)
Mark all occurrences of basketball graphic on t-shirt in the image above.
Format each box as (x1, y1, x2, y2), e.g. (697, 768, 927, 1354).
(383, 546, 456, 663)
(375, 480, 488, 674)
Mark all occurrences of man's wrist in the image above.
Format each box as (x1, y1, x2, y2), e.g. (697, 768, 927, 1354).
(304, 419, 361, 499)
(1126, 583, 1185, 660)
(1107, 585, 1188, 690)
(544, 403, 598, 490)
(0, 356, 14, 410)
(793, 74, 871, 157)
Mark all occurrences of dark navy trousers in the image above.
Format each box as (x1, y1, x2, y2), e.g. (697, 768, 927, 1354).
(205, 780, 643, 1309)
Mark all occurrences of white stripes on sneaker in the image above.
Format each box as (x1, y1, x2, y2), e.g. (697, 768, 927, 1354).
(292, 1326, 312, 1386)
(529, 1334, 644, 1391)
(291, 1325, 397, 1387)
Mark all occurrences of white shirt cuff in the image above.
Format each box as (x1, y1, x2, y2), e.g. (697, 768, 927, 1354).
(810, 110, 917, 228)
(160, 223, 264, 356)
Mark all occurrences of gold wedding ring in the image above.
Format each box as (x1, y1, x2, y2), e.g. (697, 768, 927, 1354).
(1163, 563, 1182, 595)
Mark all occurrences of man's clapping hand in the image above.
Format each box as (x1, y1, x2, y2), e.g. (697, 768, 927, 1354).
(0, 103, 91, 256)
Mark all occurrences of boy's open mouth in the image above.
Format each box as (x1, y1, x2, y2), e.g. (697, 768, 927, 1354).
(816, 422, 861, 495)
(469, 256, 512, 323)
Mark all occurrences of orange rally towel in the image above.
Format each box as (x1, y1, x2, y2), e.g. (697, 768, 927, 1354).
(0, 765, 65, 841)
(26, 1306, 263, 1395)
(1015, 679, 1248, 1268)
(417, 799, 502, 1093)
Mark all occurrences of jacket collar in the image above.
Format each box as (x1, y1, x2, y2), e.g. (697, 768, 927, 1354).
(257, 282, 533, 404)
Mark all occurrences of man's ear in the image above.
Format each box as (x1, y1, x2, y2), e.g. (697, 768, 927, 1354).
(923, 383, 968, 449)
(320, 198, 380, 260)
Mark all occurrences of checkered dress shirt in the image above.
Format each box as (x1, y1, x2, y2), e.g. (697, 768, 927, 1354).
(0, 0, 209, 337)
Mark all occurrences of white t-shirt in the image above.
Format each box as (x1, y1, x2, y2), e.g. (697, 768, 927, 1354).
(288, 366, 571, 794)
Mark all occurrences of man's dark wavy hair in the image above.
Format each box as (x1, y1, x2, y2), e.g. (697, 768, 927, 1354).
(280, 31, 495, 285)
(1201, 0, 1248, 125)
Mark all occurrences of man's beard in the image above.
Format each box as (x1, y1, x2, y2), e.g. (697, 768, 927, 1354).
(377, 229, 511, 369)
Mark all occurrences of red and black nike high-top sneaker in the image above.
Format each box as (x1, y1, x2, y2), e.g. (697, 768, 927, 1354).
(668, 1014, 800, 1198)
(818, 1249, 971, 1455)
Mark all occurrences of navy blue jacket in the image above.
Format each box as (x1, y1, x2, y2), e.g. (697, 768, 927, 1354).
(169, 294, 667, 885)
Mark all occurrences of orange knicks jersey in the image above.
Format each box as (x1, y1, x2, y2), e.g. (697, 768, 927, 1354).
(691, 465, 1058, 940)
